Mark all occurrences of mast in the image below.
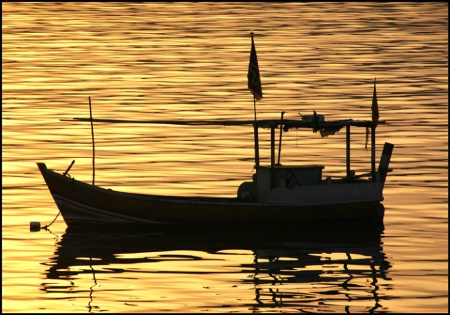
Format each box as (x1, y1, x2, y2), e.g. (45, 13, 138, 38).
(253, 98, 260, 167)
(371, 125, 376, 180)
(371, 78, 379, 181)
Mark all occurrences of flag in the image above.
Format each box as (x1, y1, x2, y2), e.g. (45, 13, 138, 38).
(248, 33, 263, 101)
(371, 78, 379, 127)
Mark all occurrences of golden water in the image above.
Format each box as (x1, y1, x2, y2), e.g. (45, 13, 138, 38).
(2, 2, 447, 313)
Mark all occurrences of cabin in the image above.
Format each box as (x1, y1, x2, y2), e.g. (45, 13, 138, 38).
(237, 114, 393, 204)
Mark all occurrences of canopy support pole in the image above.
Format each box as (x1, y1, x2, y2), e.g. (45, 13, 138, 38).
(346, 125, 351, 177)
(277, 111, 285, 165)
(270, 126, 276, 189)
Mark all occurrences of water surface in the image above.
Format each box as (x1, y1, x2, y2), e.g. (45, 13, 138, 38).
(2, 2, 448, 313)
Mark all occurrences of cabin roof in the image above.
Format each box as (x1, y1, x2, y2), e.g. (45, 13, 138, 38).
(256, 119, 373, 129)
(71, 117, 375, 129)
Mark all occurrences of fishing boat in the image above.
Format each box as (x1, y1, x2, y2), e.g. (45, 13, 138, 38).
(37, 115, 393, 227)
(36, 33, 394, 228)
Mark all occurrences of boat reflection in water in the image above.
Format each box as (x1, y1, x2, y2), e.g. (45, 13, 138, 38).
(42, 217, 392, 313)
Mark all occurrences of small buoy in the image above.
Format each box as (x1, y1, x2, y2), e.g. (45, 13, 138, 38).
(30, 221, 41, 232)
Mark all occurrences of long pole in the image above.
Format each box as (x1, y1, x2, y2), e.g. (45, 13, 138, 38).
(88, 96, 95, 185)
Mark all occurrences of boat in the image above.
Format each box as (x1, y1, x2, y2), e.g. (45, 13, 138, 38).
(36, 33, 394, 228)
(37, 115, 393, 227)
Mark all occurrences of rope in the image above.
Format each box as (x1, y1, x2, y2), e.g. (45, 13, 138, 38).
(42, 177, 74, 230)
(42, 211, 61, 230)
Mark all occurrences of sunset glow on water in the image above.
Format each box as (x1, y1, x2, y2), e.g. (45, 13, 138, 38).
(2, 2, 447, 313)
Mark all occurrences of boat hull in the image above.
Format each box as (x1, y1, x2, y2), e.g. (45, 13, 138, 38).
(37, 163, 385, 227)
